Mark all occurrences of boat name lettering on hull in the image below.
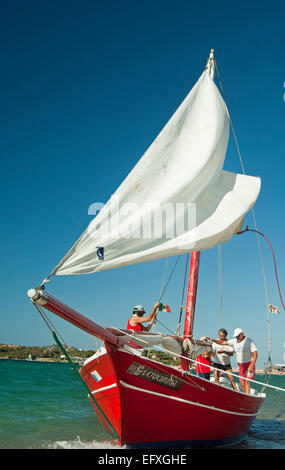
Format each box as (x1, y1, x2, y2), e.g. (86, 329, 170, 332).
(127, 362, 183, 390)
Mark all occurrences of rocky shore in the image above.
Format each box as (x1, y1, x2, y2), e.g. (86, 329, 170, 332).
(0, 343, 94, 363)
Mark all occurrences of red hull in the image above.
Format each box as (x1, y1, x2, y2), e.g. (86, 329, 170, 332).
(81, 343, 265, 448)
(28, 290, 265, 448)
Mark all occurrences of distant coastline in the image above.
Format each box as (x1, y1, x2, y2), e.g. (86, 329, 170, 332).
(0, 357, 83, 364)
(1, 344, 284, 375)
(1, 357, 284, 374)
(0, 343, 94, 365)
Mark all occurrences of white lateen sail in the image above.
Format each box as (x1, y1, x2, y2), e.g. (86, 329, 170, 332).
(49, 55, 260, 276)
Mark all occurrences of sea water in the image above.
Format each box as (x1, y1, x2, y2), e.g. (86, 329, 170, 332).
(0, 360, 284, 449)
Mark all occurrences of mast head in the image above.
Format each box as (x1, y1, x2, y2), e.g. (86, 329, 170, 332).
(205, 48, 215, 80)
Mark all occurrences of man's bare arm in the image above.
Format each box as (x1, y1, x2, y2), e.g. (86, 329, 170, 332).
(133, 302, 160, 324)
(206, 337, 229, 345)
(217, 350, 234, 356)
(248, 351, 258, 371)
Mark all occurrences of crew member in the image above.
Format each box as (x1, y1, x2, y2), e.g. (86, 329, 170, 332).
(210, 328, 237, 390)
(195, 349, 213, 380)
(227, 328, 258, 394)
(127, 302, 160, 348)
(208, 328, 258, 394)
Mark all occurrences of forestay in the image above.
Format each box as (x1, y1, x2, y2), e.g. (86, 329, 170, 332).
(50, 69, 260, 276)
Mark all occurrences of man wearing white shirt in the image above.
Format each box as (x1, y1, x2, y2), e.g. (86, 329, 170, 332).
(227, 328, 258, 394)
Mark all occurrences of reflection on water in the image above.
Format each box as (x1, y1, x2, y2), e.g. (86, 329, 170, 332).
(231, 419, 285, 449)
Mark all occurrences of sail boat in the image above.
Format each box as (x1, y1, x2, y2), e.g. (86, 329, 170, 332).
(27, 50, 266, 448)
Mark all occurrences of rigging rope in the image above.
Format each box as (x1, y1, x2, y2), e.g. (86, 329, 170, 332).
(155, 254, 191, 337)
(237, 226, 285, 311)
(159, 256, 181, 300)
(214, 59, 274, 369)
(218, 244, 223, 328)
(32, 302, 120, 439)
(149, 256, 181, 336)
(158, 258, 169, 302)
(214, 60, 270, 293)
(155, 318, 176, 336)
(214, 59, 270, 302)
(33, 302, 68, 347)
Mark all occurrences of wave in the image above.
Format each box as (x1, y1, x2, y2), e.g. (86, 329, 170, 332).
(44, 436, 124, 449)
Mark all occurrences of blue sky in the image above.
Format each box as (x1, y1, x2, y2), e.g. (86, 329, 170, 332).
(0, 0, 284, 368)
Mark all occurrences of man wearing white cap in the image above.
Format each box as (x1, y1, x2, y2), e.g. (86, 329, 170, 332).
(226, 329, 258, 394)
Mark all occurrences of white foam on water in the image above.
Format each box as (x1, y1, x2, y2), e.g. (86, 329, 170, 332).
(47, 436, 123, 449)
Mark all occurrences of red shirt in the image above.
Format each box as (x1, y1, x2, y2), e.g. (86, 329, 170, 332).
(195, 355, 211, 374)
(127, 319, 143, 332)
(127, 318, 143, 348)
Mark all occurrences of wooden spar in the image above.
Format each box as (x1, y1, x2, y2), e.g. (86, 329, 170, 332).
(180, 251, 200, 371)
(28, 289, 201, 355)
(27, 289, 126, 348)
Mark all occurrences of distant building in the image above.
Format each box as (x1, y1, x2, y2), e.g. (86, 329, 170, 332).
(271, 364, 285, 372)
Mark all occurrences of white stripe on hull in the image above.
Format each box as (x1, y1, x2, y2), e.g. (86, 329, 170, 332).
(119, 380, 258, 417)
(91, 383, 117, 395)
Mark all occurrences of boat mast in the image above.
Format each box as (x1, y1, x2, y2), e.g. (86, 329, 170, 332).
(180, 49, 215, 371)
(180, 251, 200, 370)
